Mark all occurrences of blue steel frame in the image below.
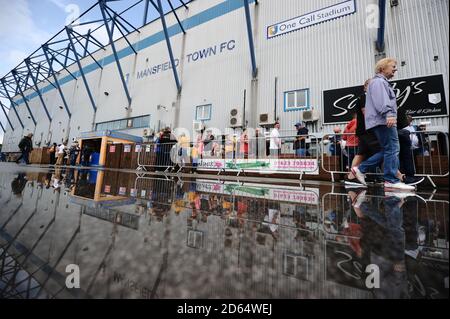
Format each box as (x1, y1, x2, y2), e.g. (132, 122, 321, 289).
(0, 101, 14, 130)
(157, 0, 182, 93)
(376, 0, 386, 52)
(24, 59, 52, 122)
(1, 79, 25, 129)
(11, 71, 37, 125)
(243, 0, 257, 78)
(42, 45, 72, 118)
(0, 120, 5, 133)
(0, 0, 260, 134)
(99, 0, 134, 107)
(66, 26, 97, 112)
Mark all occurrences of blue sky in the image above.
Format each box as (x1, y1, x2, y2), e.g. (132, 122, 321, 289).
(0, 0, 183, 144)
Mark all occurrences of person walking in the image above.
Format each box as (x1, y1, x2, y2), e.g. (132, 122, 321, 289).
(352, 58, 414, 190)
(294, 122, 308, 157)
(342, 113, 359, 170)
(55, 142, 67, 166)
(239, 128, 249, 159)
(396, 110, 425, 185)
(48, 142, 57, 165)
(269, 121, 281, 157)
(16, 133, 33, 165)
(68, 141, 81, 166)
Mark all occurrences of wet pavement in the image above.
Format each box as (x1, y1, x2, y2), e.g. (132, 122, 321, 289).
(0, 164, 448, 299)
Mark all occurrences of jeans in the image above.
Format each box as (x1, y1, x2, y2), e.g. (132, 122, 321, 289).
(70, 154, 78, 166)
(17, 150, 30, 164)
(270, 149, 280, 157)
(343, 146, 357, 171)
(296, 148, 306, 157)
(361, 196, 405, 261)
(359, 125, 400, 184)
(397, 129, 416, 177)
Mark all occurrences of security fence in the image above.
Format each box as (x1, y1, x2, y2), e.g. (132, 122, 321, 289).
(321, 130, 449, 187)
(136, 134, 320, 178)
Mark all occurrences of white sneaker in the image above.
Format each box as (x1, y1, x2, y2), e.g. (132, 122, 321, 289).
(351, 166, 367, 186)
(385, 191, 416, 199)
(353, 190, 367, 208)
(384, 182, 415, 191)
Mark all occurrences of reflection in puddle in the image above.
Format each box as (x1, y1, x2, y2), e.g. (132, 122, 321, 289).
(0, 168, 448, 299)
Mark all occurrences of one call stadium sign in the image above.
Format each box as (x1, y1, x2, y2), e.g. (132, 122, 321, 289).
(267, 0, 356, 39)
(323, 74, 448, 124)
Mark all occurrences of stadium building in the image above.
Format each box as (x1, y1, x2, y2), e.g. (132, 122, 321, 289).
(0, 0, 448, 155)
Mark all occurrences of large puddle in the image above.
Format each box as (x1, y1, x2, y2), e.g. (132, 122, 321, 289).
(0, 166, 448, 299)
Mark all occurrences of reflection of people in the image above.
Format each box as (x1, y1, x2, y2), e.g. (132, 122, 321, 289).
(11, 173, 27, 196)
(82, 145, 92, 166)
(351, 191, 410, 298)
(263, 207, 280, 239)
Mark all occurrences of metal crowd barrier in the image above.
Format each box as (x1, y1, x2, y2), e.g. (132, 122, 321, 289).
(137, 134, 320, 179)
(321, 130, 449, 187)
(321, 192, 449, 251)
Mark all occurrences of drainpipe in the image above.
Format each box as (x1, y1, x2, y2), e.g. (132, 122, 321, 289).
(376, 0, 387, 52)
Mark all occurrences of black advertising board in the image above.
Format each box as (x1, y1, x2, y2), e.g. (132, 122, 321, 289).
(323, 74, 448, 124)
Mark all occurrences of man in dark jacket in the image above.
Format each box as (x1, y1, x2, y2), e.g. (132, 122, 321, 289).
(396, 109, 424, 185)
(156, 127, 177, 171)
(16, 133, 33, 164)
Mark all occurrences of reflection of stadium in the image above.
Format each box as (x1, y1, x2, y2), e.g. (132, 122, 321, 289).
(0, 170, 448, 298)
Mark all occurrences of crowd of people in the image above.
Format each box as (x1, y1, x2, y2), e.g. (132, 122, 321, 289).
(150, 120, 312, 169)
(14, 135, 92, 167)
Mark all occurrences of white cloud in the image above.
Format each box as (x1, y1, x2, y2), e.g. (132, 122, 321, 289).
(72, 22, 121, 46)
(0, 0, 52, 77)
(0, 0, 52, 46)
(47, 0, 67, 10)
(7, 50, 29, 68)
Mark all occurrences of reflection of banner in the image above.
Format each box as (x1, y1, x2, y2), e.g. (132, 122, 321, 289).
(198, 159, 225, 170)
(271, 189, 318, 205)
(323, 74, 448, 123)
(199, 159, 319, 174)
(195, 180, 319, 205)
(325, 241, 369, 290)
(195, 181, 225, 193)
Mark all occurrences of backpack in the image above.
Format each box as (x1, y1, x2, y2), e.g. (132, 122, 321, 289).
(18, 138, 26, 150)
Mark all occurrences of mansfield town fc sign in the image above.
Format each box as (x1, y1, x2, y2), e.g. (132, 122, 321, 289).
(323, 74, 448, 124)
